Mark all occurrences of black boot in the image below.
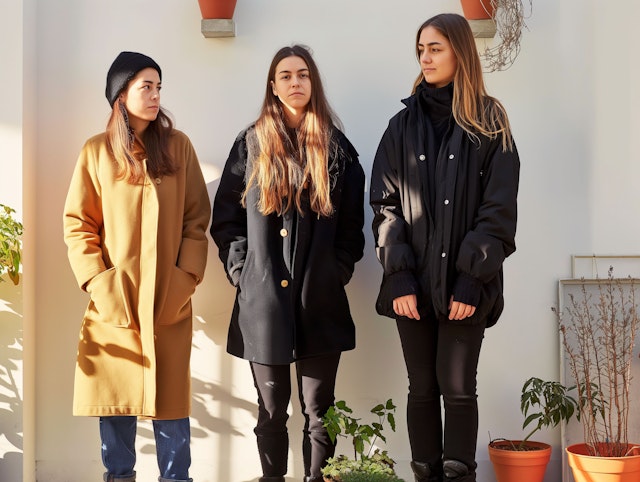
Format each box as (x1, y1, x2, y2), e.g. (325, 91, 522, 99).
(259, 477, 285, 482)
(304, 477, 323, 482)
(411, 460, 442, 482)
(104, 473, 136, 482)
(443, 459, 474, 482)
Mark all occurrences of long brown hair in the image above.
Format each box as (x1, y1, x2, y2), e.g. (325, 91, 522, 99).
(106, 98, 177, 183)
(243, 45, 341, 217)
(412, 13, 513, 151)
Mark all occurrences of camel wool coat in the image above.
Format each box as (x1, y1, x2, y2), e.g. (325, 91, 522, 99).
(63, 130, 210, 419)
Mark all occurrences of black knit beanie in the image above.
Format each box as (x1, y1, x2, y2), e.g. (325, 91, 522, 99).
(105, 51, 162, 107)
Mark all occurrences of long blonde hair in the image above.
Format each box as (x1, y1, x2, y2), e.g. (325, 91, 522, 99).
(243, 45, 341, 217)
(412, 13, 513, 151)
(106, 98, 177, 183)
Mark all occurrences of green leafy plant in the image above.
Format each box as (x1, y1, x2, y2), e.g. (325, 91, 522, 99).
(340, 469, 405, 482)
(490, 376, 579, 451)
(322, 399, 404, 481)
(0, 204, 23, 285)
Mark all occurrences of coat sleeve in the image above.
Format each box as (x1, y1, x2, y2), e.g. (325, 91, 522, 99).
(333, 137, 365, 285)
(210, 132, 248, 287)
(176, 135, 211, 283)
(370, 122, 419, 299)
(63, 140, 107, 291)
(455, 138, 520, 283)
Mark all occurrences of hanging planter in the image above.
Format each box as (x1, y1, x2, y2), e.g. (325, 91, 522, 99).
(567, 443, 640, 482)
(198, 0, 237, 19)
(460, 0, 496, 20)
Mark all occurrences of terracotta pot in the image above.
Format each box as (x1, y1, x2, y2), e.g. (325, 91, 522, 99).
(198, 0, 237, 19)
(460, 0, 495, 20)
(567, 443, 640, 482)
(488, 440, 551, 482)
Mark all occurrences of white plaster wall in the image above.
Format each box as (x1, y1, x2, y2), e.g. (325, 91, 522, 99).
(0, 1, 24, 481)
(0, 0, 23, 212)
(10, 0, 640, 481)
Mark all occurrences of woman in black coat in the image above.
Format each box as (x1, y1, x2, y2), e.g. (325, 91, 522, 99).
(370, 14, 520, 482)
(211, 44, 365, 482)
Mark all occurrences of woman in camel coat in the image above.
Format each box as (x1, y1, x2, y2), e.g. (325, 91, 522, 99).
(63, 51, 210, 482)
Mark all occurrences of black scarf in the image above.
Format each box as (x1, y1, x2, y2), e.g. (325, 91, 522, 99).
(415, 80, 454, 210)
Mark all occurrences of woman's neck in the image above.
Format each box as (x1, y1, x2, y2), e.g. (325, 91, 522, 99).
(283, 109, 304, 129)
(128, 115, 149, 135)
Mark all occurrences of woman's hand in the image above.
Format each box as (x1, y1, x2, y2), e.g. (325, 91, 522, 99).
(448, 295, 476, 320)
(393, 294, 420, 320)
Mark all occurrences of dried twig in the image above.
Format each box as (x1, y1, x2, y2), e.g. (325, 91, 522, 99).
(557, 267, 639, 457)
(481, 0, 533, 72)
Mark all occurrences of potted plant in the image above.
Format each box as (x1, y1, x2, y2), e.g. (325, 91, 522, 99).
(557, 268, 640, 481)
(321, 399, 405, 482)
(460, 0, 495, 20)
(488, 377, 579, 482)
(0, 204, 23, 285)
(461, 0, 533, 72)
(197, 0, 237, 19)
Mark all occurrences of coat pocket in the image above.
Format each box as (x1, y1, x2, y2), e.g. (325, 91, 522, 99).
(157, 266, 197, 325)
(85, 267, 131, 327)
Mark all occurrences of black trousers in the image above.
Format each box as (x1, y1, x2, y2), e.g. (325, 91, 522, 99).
(250, 353, 341, 478)
(396, 314, 486, 477)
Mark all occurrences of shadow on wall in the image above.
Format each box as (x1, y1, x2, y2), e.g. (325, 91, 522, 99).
(0, 280, 23, 481)
(136, 175, 262, 480)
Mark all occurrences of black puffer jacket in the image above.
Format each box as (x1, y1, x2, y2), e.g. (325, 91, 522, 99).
(212, 125, 365, 364)
(370, 89, 519, 327)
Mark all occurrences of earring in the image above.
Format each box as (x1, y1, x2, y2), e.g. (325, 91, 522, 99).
(119, 101, 134, 144)
(119, 100, 129, 125)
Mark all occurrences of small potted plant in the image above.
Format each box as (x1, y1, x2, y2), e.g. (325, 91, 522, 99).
(197, 0, 237, 19)
(488, 377, 578, 482)
(557, 268, 640, 481)
(0, 204, 23, 285)
(321, 399, 405, 482)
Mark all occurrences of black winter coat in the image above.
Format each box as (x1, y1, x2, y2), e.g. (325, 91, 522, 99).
(370, 92, 519, 327)
(211, 126, 365, 364)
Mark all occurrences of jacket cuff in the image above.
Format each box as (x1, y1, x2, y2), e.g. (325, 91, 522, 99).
(452, 272, 482, 307)
(386, 270, 419, 300)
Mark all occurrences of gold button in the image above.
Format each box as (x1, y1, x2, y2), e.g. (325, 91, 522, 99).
(280, 228, 288, 237)
(155, 178, 162, 184)
(281, 280, 289, 288)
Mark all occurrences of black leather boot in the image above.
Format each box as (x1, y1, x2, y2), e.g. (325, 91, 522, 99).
(443, 459, 474, 482)
(411, 460, 443, 482)
(259, 477, 285, 482)
(104, 473, 136, 482)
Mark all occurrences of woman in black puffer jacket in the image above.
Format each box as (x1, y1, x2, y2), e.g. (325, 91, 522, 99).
(370, 13, 520, 482)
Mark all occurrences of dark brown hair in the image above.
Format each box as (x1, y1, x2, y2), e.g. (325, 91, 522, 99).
(413, 13, 513, 150)
(243, 45, 341, 217)
(106, 98, 177, 183)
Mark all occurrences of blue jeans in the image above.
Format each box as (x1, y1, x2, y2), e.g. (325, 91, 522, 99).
(100, 416, 192, 481)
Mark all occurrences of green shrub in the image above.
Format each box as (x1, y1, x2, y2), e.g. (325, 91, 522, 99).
(340, 469, 406, 481)
(0, 204, 23, 285)
(321, 400, 402, 481)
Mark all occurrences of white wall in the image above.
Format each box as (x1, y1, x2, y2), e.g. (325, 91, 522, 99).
(0, 1, 25, 481)
(3, 0, 639, 481)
